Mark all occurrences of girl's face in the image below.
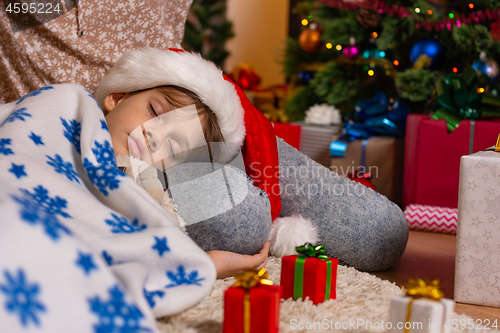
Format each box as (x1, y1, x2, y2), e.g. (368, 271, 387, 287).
(104, 89, 208, 170)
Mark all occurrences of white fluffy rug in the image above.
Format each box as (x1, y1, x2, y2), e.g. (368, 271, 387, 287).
(157, 257, 497, 333)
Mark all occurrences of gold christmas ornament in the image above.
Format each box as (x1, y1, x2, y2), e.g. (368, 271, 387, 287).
(299, 23, 322, 53)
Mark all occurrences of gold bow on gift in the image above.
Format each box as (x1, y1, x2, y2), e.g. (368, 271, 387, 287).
(232, 268, 274, 289)
(405, 278, 444, 301)
(403, 278, 445, 333)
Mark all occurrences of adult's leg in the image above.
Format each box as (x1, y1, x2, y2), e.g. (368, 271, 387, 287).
(277, 138, 408, 271)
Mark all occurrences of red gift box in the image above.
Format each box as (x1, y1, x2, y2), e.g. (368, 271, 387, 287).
(280, 256, 338, 304)
(223, 284, 281, 333)
(403, 114, 500, 208)
(273, 122, 301, 150)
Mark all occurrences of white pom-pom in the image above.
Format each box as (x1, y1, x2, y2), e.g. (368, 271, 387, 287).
(268, 215, 319, 257)
(304, 103, 341, 125)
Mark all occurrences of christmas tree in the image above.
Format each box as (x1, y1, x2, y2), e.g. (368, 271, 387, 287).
(182, 0, 234, 69)
(283, 0, 500, 121)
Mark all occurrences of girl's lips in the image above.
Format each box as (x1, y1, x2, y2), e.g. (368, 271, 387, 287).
(127, 135, 147, 159)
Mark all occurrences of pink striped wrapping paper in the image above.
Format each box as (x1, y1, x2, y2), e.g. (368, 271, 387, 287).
(403, 204, 457, 234)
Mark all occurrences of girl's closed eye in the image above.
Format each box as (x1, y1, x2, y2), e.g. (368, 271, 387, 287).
(149, 104, 158, 117)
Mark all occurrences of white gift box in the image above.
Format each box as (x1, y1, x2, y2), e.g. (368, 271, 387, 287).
(389, 296, 454, 333)
(455, 148, 500, 307)
(294, 122, 342, 167)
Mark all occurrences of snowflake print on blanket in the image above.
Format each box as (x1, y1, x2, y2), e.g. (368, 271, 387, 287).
(88, 285, 151, 333)
(165, 266, 205, 288)
(0, 138, 14, 156)
(0, 269, 46, 327)
(143, 288, 165, 308)
(61, 118, 81, 155)
(83, 140, 125, 196)
(105, 213, 147, 233)
(10, 185, 72, 240)
(15, 86, 54, 105)
(0, 107, 32, 127)
(46, 154, 80, 183)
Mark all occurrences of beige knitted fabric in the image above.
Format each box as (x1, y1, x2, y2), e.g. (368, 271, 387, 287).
(0, 0, 193, 103)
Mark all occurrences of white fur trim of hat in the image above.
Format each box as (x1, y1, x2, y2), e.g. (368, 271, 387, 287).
(94, 47, 246, 149)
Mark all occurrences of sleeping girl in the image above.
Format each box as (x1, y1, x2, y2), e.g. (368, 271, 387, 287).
(93, 47, 409, 275)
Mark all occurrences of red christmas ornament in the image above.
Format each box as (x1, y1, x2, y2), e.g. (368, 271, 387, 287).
(299, 25, 322, 53)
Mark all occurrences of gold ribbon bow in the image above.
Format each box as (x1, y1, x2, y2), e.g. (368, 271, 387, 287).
(232, 268, 273, 333)
(232, 268, 273, 289)
(405, 278, 444, 301)
(403, 278, 445, 333)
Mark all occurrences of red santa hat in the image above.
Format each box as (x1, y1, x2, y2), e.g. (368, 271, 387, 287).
(94, 47, 282, 220)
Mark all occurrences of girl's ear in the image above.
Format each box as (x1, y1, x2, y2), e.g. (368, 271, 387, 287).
(103, 93, 126, 113)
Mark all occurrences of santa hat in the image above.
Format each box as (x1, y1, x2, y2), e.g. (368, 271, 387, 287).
(94, 47, 282, 220)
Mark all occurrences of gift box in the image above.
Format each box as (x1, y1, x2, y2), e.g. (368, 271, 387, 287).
(273, 122, 302, 150)
(298, 122, 342, 168)
(273, 122, 342, 167)
(404, 204, 457, 234)
(330, 135, 404, 205)
(389, 296, 455, 333)
(223, 269, 281, 333)
(403, 114, 500, 208)
(454, 143, 500, 307)
(280, 254, 338, 304)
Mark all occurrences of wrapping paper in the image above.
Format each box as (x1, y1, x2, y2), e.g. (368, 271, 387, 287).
(223, 284, 281, 333)
(273, 122, 302, 150)
(280, 256, 338, 305)
(389, 296, 454, 333)
(330, 135, 404, 205)
(299, 123, 342, 167)
(403, 114, 500, 208)
(404, 204, 457, 234)
(455, 148, 500, 307)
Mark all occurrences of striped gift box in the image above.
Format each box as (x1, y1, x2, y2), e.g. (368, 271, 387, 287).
(404, 204, 457, 234)
(296, 123, 342, 168)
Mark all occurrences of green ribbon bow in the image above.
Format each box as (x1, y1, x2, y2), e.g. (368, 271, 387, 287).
(293, 243, 333, 302)
(431, 68, 500, 132)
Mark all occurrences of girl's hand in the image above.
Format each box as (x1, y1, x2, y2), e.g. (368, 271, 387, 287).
(207, 241, 270, 279)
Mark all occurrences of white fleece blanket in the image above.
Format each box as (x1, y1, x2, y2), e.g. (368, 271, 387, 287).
(0, 84, 216, 333)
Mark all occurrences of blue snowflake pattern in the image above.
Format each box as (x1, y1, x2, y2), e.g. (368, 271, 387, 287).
(88, 285, 151, 333)
(143, 289, 165, 308)
(0, 107, 32, 127)
(61, 118, 82, 155)
(83, 159, 124, 196)
(28, 132, 44, 146)
(46, 154, 80, 183)
(102, 251, 113, 265)
(100, 119, 109, 132)
(152, 236, 170, 257)
(0, 269, 46, 327)
(76, 252, 98, 276)
(15, 86, 54, 105)
(0, 138, 14, 156)
(105, 213, 147, 234)
(83, 140, 124, 196)
(165, 266, 205, 288)
(92, 140, 116, 166)
(10, 185, 72, 240)
(8, 163, 27, 179)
